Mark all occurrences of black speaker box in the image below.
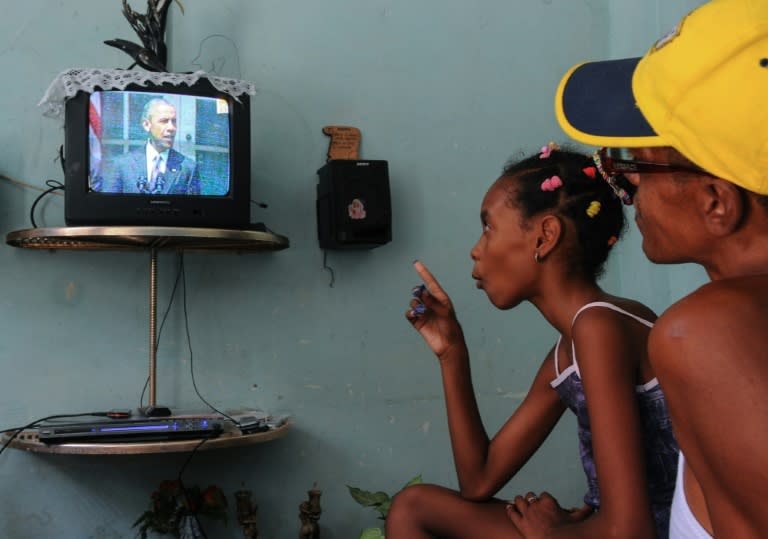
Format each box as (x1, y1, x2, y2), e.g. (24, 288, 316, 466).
(316, 160, 392, 249)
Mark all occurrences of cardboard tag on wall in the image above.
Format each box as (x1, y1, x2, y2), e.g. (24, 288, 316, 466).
(322, 125, 361, 160)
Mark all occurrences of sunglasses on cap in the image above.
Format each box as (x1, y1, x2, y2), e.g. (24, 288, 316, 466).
(597, 147, 709, 176)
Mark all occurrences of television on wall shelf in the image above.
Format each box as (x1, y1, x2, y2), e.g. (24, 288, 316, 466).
(52, 69, 255, 228)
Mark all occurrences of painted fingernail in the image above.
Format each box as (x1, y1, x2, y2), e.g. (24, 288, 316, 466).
(411, 284, 426, 297)
(413, 303, 426, 315)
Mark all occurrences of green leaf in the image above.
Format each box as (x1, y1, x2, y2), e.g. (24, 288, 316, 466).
(359, 527, 385, 539)
(375, 499, 392, 519)
(348, 474, 422, 534)
(347, 486, 391, 507)
(403, 475, 423, 489)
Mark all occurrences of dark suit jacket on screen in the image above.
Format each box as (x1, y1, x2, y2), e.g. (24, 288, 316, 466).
(101, 147, 201, 195)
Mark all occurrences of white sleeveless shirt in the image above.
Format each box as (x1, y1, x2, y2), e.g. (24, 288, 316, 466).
(669, 451, 713, 538)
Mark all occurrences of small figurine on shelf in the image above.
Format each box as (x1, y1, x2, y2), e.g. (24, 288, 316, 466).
(298, 484, 322, 539)
(132, 479, 228, 539)
(234, 488, 259, 539)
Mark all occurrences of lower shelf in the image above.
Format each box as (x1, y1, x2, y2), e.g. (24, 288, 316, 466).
(2, 421, 290, 455)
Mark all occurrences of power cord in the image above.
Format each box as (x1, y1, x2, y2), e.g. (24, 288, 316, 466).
(29, 145, 67, 228)
(29, 180, 65, 228)
(322, 250, 335, 288)
(138, 252, 242, 428)
(177, 437, 213, 539)
(179, 255, 241, 427)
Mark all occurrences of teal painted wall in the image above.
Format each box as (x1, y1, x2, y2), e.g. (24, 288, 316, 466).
(0, 1, 704, 537)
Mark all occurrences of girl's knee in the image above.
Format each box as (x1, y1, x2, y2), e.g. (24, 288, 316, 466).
(387, 484, 442, 529)
(390, 484, 432, 514)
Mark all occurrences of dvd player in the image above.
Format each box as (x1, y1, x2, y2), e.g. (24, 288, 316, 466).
(38, 417, 224, 444)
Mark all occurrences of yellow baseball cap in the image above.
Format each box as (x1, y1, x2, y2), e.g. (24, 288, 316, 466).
(555, 0, 768, 194)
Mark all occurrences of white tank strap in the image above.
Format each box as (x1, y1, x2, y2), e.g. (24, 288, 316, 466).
(554, 302, 654, 380)
(571, 301, 654, 329)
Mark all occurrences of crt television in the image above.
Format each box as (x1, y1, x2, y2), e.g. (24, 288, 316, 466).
(63, 77, 251, 228)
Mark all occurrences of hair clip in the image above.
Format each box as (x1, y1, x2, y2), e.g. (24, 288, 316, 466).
(539, 141, 561, 159)
(586, 201, 601, 218)
(582, 166, 597, 179)
(540, 175, 563, 192)
(592, 150, 633, 205)
(607, 235, 618, 246)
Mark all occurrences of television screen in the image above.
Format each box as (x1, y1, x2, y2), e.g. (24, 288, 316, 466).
(64, 78, 252, 228)
(91, 90, 232, 197)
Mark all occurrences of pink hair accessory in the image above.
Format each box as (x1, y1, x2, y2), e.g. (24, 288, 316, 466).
(540, 175, 563, 192)
(539, 141, 560, 159)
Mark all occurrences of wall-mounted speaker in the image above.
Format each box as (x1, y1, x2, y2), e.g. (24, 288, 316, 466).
(316, 160, 392, 249)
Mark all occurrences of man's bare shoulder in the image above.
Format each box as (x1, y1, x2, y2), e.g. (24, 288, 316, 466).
(650, 275, 768, 536)
(650, 275, 768, 371)
(659, 275, 768, 326)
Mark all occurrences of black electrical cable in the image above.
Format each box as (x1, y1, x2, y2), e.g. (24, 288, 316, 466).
(177, 436, 213, 539)
(179, 256, 240, 427)
(29, 180, 65, 228)
(322, 250, 335, 288)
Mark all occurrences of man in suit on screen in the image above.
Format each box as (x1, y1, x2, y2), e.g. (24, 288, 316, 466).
(101, 97, 200, 195)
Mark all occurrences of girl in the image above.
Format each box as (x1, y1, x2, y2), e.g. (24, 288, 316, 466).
(386, 145, 678, 538)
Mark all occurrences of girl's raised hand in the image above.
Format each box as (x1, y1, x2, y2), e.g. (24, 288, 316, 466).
(406, 261, 466, 360)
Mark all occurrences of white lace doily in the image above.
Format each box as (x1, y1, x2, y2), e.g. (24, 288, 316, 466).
(39, 68, 257, 119)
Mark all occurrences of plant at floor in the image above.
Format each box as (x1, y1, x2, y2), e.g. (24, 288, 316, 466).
(133, 479, 228, 538)
(347, 474, 422, 539)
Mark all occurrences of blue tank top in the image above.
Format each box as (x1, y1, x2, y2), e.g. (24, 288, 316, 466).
(549, 302, 679, 539)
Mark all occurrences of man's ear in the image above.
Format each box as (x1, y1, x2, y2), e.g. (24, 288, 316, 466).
(700, 178, 746, 236)
(535, 214, 563, 258)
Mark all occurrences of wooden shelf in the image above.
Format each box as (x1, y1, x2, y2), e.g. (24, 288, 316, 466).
(5, 225, 289, 252)
(2, 421, 290, 455)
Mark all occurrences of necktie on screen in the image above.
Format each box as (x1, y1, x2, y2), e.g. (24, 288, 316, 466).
(149, 154, 162, 192)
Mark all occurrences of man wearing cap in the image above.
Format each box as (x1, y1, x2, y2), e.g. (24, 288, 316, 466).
(553, 0, 768, 537)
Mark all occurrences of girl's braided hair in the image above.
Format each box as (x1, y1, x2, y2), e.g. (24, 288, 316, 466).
(499, 144, 628, 280)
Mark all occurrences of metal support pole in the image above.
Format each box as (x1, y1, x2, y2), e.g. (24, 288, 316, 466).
(149, 247, 158, 406)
